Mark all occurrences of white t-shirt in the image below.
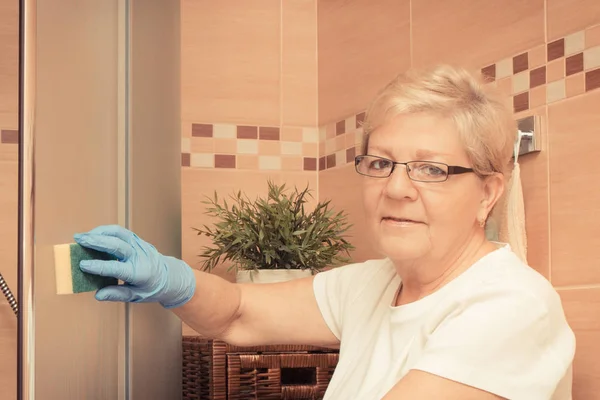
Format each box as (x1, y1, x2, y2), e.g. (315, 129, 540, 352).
(313, 245, 575, 400)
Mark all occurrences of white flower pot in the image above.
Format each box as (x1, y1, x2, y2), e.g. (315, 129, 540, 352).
(236, 269, 313, 284)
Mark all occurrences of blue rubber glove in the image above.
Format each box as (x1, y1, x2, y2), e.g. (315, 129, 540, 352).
(73, 225, 196, 309)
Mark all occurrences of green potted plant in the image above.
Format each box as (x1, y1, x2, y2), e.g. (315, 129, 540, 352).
(193, 180, 355, 283)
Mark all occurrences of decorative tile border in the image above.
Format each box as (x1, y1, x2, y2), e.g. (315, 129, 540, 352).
(317, 111, 365, 171)
(481, 26, 600, 114)
(181, 124, 320, 171)
(182, 24, 600, 172)
(317, 25, 600, 172)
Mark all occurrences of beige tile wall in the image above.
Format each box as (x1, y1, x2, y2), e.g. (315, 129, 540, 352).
(0, 0, 19, 397)
(182, 1, 600, 395)
(317, 0, 411, 125)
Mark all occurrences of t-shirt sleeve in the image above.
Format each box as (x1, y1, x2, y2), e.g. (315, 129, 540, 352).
(411, 285, 575, 400)
(312, 266, 346, 340)
(312, 260, 387, 341)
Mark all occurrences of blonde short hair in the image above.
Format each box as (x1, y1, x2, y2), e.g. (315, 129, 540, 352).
(362, 65, 517, 176)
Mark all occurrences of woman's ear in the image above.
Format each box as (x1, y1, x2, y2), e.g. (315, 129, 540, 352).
(479, 173, 505, 220)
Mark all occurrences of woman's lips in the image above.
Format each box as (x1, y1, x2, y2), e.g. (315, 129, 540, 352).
(381, 217, 424, 226)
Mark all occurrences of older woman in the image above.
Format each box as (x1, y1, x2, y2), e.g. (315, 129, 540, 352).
(75, 65, 575, 399)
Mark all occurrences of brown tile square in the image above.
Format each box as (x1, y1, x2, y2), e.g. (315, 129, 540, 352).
(318, 156, 326, 171)
(303, 157, 317, 171)
(326, 154, 336, 169)
(335, 120, 345, 135)
(586, 68, 600, 91)
(181, 153, 190, 167)
(547, 38, 565, 61)
(259, 127, 280, 140)
(237, 126, 258, 139)
(513, 52, 529, 74)
(192, 123, 213, 137)
(530, 66, 546, 88)
(481, 64, 496, 81)
(215, 154, 236, 168)
(346, 147, 356, 164)
(566, 52, 584, 76)
(1, 130, 18, 144)
(513, 92, 529, 113)
(356, 112, 366, 128)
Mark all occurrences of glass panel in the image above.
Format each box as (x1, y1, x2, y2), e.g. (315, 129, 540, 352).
(18, 1, 184, 398)
(20, 1, 123, 398)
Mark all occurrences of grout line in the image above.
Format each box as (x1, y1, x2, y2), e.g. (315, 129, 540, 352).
(554, 284, 600, 291)
(544, 0, 548, 44)
(315, 0, 320, 197)
(409, 0, 413, 68)
(279, 0, 283, 131)
(545, 103, 552, 284)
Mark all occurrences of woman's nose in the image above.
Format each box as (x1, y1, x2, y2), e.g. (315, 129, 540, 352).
(383, 164, 418, 200)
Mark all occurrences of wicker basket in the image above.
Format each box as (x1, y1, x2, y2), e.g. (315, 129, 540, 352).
(182, 336, 339, 400)
(182, 337, 214, 399)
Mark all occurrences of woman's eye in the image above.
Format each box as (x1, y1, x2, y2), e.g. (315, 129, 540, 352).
(369, 160, 391, 170)
(418, 164, 445, 175)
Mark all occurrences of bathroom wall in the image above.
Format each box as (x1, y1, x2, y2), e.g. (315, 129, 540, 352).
(0, 0, 19, 397)
(180, 0, 319, 283)
(315, 0, 600, 398)
(181, 0, 600, 395)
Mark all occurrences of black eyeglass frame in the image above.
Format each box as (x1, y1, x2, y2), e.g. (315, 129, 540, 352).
(354, 154, 475, 182)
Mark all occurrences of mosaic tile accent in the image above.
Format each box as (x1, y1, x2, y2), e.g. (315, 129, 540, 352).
(316, 26, 600, 172)
(182, 27, 600, 172)
(479, 26, 600, 112)
(547, 39, 565, 62)
(182, 123, 324, 171)
(566, 53, 584, 76)
(192, 123, 212, 137)
(237, 126, 258, 139)
(513, 52, 528, 74)
(587, 68, 600, 91)
(530, 66, 546, 88)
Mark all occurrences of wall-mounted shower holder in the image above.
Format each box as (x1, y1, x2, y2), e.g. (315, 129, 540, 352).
(516, 115, 542, 157)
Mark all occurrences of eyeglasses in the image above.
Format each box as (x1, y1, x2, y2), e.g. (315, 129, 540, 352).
(354, 155, 474, 182)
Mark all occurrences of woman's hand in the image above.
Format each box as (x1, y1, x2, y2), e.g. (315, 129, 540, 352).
(74, 224, 196, 309)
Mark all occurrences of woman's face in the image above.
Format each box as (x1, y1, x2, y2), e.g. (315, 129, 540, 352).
(361, 112, 502, 263)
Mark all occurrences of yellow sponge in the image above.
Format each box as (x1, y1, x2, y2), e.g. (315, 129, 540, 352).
(54, 243, 118, 295)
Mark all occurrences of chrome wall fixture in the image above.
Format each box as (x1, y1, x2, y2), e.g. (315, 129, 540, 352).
(516, 115, 542, 157)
